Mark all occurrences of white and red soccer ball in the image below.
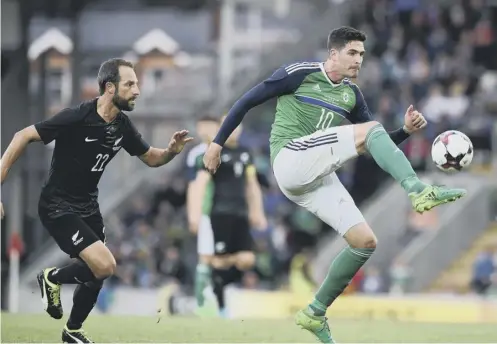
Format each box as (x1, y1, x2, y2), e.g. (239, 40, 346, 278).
(431, 130, 474, 172)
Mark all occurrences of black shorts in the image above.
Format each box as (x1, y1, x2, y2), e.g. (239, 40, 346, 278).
(210, 214, 253, 255)
(39, 205, 106, 258)
(471, 278, 492, 295)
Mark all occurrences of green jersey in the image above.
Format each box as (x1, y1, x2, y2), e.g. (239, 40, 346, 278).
(212, 62, 379, 164)
(212, 61, 409, 163)
(269, 62, 363, 163)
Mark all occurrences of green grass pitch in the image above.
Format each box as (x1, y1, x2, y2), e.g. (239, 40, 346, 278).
(2, 313, 497, 343)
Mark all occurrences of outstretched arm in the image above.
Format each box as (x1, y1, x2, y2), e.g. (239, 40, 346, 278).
(129, 129, 193, 168)
(2, 107, 80, 184)
(1, 126, 41, 185)
(139, 132, 194, 167)
(139, 147, 178, 167)
(1, 107, 80, 218)
(205, 64, 311, 173)
(213, 79, 288, 147)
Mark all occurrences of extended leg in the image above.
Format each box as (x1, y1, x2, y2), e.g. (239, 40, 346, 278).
(354, 121, 466, 212)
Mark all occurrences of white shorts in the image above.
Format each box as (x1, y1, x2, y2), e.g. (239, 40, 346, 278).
(197, 215, 214, 255)
(273, 125, 365, 236)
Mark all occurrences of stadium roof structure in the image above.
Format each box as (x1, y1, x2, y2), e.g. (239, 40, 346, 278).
(27, 27, 73, 60)
(132, 28, 180, 56)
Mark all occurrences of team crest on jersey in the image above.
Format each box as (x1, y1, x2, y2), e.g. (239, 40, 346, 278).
(111, 136, 123, 152)
(342, 92, 350, 103)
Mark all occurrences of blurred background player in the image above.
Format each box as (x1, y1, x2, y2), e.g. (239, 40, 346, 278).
(185, 116, 220, 187)
(186, 115, 219, 243)
(185, 116, 218, 311)
(190, 116, 267, 317)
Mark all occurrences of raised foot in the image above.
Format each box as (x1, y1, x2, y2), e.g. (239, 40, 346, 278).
(409, 185, 466, 213)
(37, 267, 63, 320)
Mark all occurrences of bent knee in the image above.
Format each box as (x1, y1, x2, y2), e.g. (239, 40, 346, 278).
(235, 252, 256, 270)
(349, 235, 377, 249)
(353, 121, 382, 152)
(344, 223, 378, 249)
(93, 257, 116, 279)
(211, 255, 233, 269)
(80, 242, 116, 279)
(359, 235, 377, 249)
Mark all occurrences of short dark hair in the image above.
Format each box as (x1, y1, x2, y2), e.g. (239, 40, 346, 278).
(97, 58, 134, 95)
(327, 26, 366, 51)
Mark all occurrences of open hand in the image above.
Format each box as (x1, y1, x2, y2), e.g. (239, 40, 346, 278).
(167, 130, 194, 154)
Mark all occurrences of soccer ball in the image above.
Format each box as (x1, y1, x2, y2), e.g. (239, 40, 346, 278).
(431, 130, 473, 172)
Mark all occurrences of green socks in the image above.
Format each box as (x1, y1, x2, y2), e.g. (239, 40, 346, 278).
(308, 247, 374, 316)
(365, 124, 427, 194)
(195, 263, 211, 307)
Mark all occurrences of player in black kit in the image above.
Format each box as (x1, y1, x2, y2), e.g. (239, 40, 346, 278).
(0, 58, 193, 342)
(191, 116, 266, 317)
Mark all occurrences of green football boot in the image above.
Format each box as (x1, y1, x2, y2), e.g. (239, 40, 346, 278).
(409, 185, 466, 213)
(295, 309, 334, 343)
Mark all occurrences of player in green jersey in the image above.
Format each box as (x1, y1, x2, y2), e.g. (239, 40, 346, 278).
(203, 26, 466, 343)
(186, 116, 218, 312)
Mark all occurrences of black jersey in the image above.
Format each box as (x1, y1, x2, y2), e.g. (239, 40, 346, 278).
(196, 145, 254, 217)
(35, 98, 150, 217)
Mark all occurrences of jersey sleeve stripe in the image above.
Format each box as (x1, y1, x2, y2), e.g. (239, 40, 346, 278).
(286, 66, 321, 75)
(295, 95, 350, 117)
(285, 62, 321, 74)
(285, 61, 320, 71)
(284, 62, 302, 71)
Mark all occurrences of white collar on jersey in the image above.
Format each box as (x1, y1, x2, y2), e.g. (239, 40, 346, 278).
(319, 62, 343, 87)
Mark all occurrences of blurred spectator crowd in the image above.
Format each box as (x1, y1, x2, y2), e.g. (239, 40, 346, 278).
(347, 0, 497, 171)
(104, 0, 497, 294)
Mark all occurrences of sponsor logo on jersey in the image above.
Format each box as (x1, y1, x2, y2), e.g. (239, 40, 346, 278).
(312, 84, 321, 92)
